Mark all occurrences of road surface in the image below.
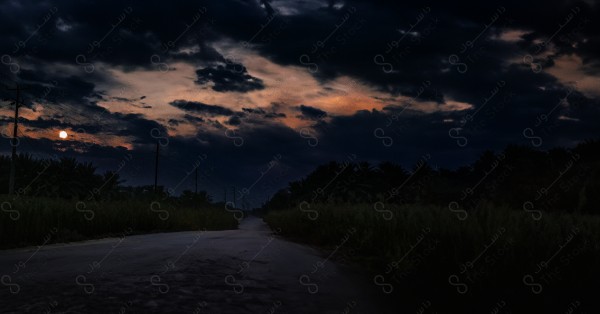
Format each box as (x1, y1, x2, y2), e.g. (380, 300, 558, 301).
(0, 216, 389, 313)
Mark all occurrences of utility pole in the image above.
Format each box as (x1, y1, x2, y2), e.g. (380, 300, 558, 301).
(154, 140, 159, 194)
(223, 187, 227, 204)
(232, 186, 236, 209)
(6, 85, 26, 195)
(194, 167, 198, 194)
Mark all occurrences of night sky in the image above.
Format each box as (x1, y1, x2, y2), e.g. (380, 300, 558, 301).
(1, 0, 599, 206)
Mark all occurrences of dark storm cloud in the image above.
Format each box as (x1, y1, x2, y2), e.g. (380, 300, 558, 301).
(168, 118, 183, 126)
(248, 0, 599, 153)
(0, 0, 217, 67)
(233, 0, 599, 114)
(18, 117, 103, 133)
(308, 94, 600, 170)
(227, 115, 242, 126)
(242, 106, 286, 119)
(296, 105, 327, 120)
(0, 0, 275, 99)
(195, 62, 265, 92)
(265, 112, 286, 118)
(242, 108, 267, 114)
(183, 114, 205, 124)
(111, 112, 168, 145)
(1, 0, 596, 85)
(169, 100, 234, 116)
(5, 137, 130, 159)
(2, 0, 596, 111)
(0, 68, 104, 108)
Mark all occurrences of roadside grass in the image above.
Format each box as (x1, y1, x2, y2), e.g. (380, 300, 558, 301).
(0, 196, 239, 249)
(264, 203, 600, 312)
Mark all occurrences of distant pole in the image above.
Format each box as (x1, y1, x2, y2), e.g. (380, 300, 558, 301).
(6, 85, 25, 195)
(223, 187, 227, 204)
(233, 186, 236, 209)
(194, 167, 198, 194)
(154, 140, 159, 194)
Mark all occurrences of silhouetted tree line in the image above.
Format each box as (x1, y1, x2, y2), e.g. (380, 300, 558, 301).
(0, 154, 213, 206)
(0, 154, 119, 199)
(262, 140, 600, 214)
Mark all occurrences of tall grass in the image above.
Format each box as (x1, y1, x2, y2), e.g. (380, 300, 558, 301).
(265, 204, 600, 312)
(0, 196, 239, 249)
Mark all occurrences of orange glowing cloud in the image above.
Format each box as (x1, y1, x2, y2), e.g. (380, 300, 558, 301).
(546, 54, 600, 98)
(95, 47, 473, 136)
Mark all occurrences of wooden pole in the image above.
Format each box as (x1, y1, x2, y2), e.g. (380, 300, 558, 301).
(233, 186, 236, 209)
(154, 140, 159, 194)
(6, 85, 25, 195)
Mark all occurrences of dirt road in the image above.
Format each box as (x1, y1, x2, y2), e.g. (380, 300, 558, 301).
(0, 216, 389, 313)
